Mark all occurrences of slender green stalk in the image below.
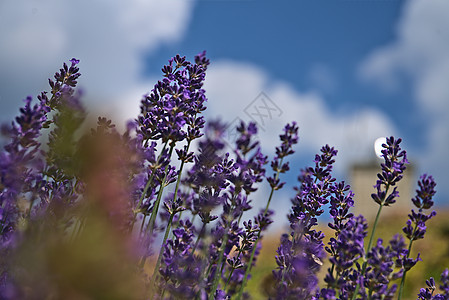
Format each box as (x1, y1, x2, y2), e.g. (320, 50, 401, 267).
(224, 247, 244, 290)
(208, 229, 230, 299)
(166, 140, 192, 240)
(146, 145, 175, 235)
(236, 227, 262, 300)
(129, 142, 168, 233)
(351, 184, 389, 300)
(397, 223, 418, 300)
(152, 213, 175, 280)
(351, 204, 383, 299)
(236, 159, 283, 300)
(139, 145, 175, 267)
(264, 188, 275, 215)
(367, 204, 384, 257)
(149, 140, 193, 285)
(207, 194, 239, 298)
(236, 188, 275, 298)
(139, 214, 147, 237)
(192, 222, 206, 255)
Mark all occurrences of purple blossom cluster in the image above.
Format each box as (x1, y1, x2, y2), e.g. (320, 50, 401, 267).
(0, 53, 446, 299)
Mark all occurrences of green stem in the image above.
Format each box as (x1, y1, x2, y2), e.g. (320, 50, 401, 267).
(139, 214, 147, 237)
(264, 188, 275, 215)
(147, 145, 175, 234)
(224, 247, 244, 290)
(207, 197, 239, 299)
(166, 140, 191, 239)
(236, 159, 283, 300)
(129, 142, 168, 232)
(192, 222, 206, 255)
(208, 230, 229, 299)
(236, 187, 276, 299)
(352, 183, 390, 300)
(140, 145, 175, 267)
(397, 223, 418, 300)
(150, 213, 176, 295)
(148, 207, 185, 299)
(352, 203, 384, 299)
(367, 204, 384, 256)
(236, 229, 261, 300)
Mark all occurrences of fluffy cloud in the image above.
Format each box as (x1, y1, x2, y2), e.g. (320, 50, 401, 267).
(359, 0, 449, 200)
(202, 60, 397, 229)
(0, 0, 194, 120)
(204, 60, 396, 175)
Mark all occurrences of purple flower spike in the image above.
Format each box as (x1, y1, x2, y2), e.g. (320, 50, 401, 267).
(371, 136, 408, 207)
(267, 122, 299, 190)
(403, 175, 437, 243)
(138, 52, 208, 145)
(412, 174, 437, 210)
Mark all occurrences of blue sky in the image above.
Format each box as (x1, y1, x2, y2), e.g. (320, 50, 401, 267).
(145, 0, 425, 143)
(1, 0, 448, 220)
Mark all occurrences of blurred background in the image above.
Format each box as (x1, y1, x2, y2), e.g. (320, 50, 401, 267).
(1, 0, 448, 297)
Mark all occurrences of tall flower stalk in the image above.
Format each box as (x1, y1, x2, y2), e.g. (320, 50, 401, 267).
(236, 122, 298, 300)
(352, 137, 408, 299)
(398, 174, 437, 299)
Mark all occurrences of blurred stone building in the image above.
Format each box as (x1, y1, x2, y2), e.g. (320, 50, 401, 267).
(350, 160, 415, 221)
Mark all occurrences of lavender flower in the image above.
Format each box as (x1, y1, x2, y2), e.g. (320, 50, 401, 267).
(398, 174, 437, 299)
(1, 53, 447, 300)
(417, 269, 449, 300)
(289, 145, 338, 243)
(236, 123, 298, 300)
(440, 269, 449, 296)
(323, 215, 367, 297)
(352, 137, 409, 299)
(138, 52, 208, 145)
(364, 239, 399, 298)
(267, 122, 298, 190)
(158, 220, 203, 298)
(232, 121, 267, 197)
(328, 181, 355, 235)
(273, 233, 321, 299)
(371, 136, 408, 207)
(273, 145, 338, 299)
(403, 174, 437, 242)
(1, 58, 82, 251)
(418, 278, 437, 300)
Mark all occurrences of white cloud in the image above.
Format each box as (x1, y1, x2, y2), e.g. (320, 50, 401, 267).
(0, 0, 195, 120)
(359, 0, 449, 111)
(204, 60, 397, 176)
(202, 60, 397, 231)
(359, 0, 449, 200)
